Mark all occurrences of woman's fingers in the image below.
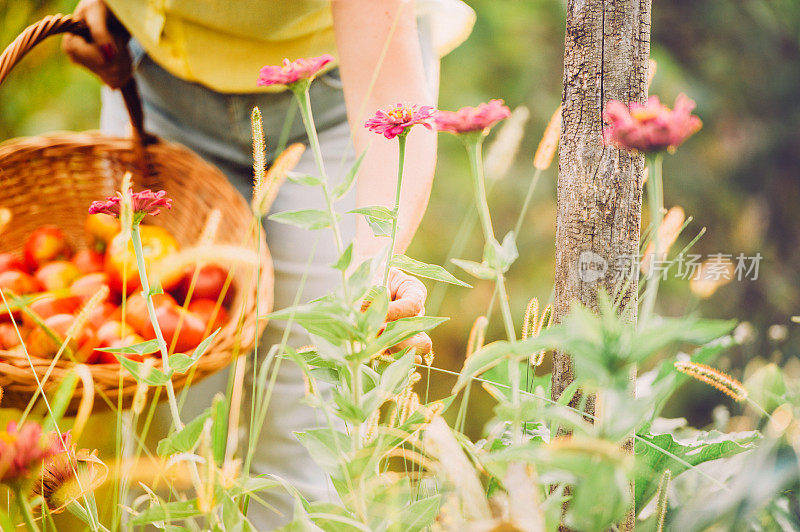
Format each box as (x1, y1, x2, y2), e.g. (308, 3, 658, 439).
(62, 0, 132, 88)
(386, 268, 427, 321)
(388, 332, 432, 360)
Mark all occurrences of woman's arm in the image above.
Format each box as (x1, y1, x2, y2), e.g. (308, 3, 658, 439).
(331, 0, 438, 263)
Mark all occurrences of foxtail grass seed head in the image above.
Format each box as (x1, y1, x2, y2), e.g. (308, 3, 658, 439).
(533, 105, 562, 170)
(466, 315, 488, 358)
(484, 106, 530, 181)
(362, 409, 380, 445)
(423, 349, 435, 367)
(674, 361, 747, 401)
(641, 206, 686, 273)
(67, 285, 110, 339)
(252, 143, 305, 216)
(199, 209, 222, 247)
(522, 298, 539, 340)
(251, 107, 266, 205)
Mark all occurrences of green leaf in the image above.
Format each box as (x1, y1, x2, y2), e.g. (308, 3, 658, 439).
(97, 339, 160, 356)
(288, 173, 324, 187)
(390, 254, 471, 287)
(211, 393, 227, 466)
(130, 499, 202, 525)
(484, 232, 518, 273)
(269, 301, 356, 343)
(348, 206, 395, 237)
(43, 371, 79, 432)
(157, 409, 211, 456)
(269, 209, 335, 230)
(355, 316, 448, 361)
(169, 328, 220, 373)
(296, 428, 351, 475)
(635, 429, 761, 509)
(332, 243, 353, 272)
(451, 258, 496, 280)
(115, 355, 171, 386)
(396, 495, 441, 531)
(454, 335, 556, 393)
(332, 150, 367, 200)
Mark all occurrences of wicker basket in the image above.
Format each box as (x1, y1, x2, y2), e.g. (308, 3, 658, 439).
(0, 15, 273, 412)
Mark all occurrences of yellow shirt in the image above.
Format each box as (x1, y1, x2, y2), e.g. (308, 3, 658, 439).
(105, 0, 475, 93)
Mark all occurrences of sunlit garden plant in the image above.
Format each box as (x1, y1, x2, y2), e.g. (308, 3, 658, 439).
(1, 43, 799, 532)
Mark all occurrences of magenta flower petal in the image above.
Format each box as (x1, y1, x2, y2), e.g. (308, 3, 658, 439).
(602, 94, 702, 154)
(89, 189, 172, 219)
(0, 421, 60, 483)
(257, 54, 334, 87)
(364, 104, 437, 139)
(434, 99, 511, 135)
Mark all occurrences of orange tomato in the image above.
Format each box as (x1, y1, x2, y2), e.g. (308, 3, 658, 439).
(72, 249, 105, 274)
(24, 226, 71, 270)
(138, 303, 206, 353)
(0, 270, 42, 295)
(0, 253, 27, 275)
(23, 294, 82, 328)
(26, 313, 98, 361)
(85, 213, 121, 251)
(34, 261, 81, 291)
(70, 272, 111, 302)
(0, 323, 21, 350)
(105, 226, 179, 296)
(123, 292, 177, 337)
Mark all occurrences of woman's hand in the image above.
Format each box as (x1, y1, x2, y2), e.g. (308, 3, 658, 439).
(62, 0, 132, 88)
(384, 268, 433, 359)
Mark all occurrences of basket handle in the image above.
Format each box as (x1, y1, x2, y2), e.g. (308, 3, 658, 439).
(0, 14, 152, 145)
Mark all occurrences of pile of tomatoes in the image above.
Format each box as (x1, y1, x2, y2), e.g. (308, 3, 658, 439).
(0, 214, 233, 364)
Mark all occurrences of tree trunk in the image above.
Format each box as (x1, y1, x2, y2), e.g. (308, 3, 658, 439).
(552, 1, 650, 528)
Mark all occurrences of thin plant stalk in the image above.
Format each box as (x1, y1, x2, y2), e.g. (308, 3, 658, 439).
(130, 223, 183, 430)
(641, 154, 664, 324)
(463, 137, 521, 441)
(383, 132, 408, 287)
(13, 486, 39, 532)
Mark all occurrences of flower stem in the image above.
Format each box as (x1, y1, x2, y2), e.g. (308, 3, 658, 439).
(130, 223, 182, 429)
(464, 137, 520, 441)
(13, 486, 39, 532)
(383, 133, 407, 287)
(641, 154, 664, 324)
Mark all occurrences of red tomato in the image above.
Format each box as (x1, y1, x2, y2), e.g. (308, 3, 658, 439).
(34, 261, 81, 292)
(24, 226, 71, 271)
(0, 270, 42, 295)
(86, 302, 119, 330)
(138, 303, 206, 353)
(105, 226, 179, 296)
(95, 320, 137, 345)
(123, 292, 177, 337)
(23, 294, 82, 328)
(0, 323, 21, 350)
(72, 249, 105, 274)
(70, 272, 110, 302)
(0, 253, 27, 275)
(176, 264, 232, 305)
(85, 213, 121, 252)
(188, 299, 230, 332)
(26, 313, 98, 361)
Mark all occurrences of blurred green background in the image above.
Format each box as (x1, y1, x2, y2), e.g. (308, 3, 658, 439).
(1, 0, 799, 439)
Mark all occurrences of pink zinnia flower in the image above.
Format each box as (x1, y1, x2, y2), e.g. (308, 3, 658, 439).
(89, 189, 172, 218)
(0, 421, 59, 483)
(257, 54, 334, 87)
(364, 104, 437, 139)
(603, 94, 702, 154)
(434, 99, 511, 135)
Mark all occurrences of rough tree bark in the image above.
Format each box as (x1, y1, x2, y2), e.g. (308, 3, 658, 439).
(552, 0, 650, 407)
(551, 0, 650, 529)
